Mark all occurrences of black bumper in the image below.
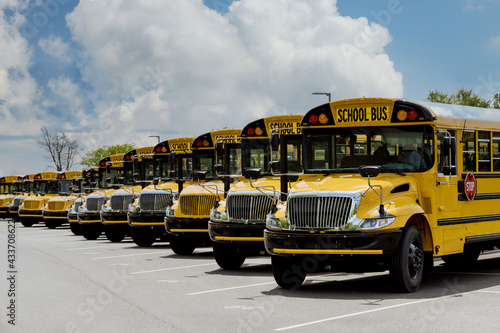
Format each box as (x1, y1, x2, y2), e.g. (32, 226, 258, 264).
(165, 217, 209, 237)
(101, 211, 128, 225)
(208, 221, 266, 243)
(264, 229, 402, 257)
(78, 212, 101, 224)
(128, 211, 166, 226)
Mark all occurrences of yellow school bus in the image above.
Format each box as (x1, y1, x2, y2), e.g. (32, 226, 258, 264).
(42, 171, 83, 229)
(165, 129, 241, 255)
(18, 172, 59, 227)
(128, 137, 195, 247)
(68, 168, 98, 235)
(209, 115, 303, 269)
(78, 154, 124, 240)
(0, 176, 22, 218)
(100, 146, 153, 242)
(265, 97, 500, 293)
(7, 174, 35, 222)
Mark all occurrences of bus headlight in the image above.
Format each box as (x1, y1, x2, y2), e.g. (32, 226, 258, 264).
(266, 213, 289, 231)
(359, 215, 396, 230)
(210, 207, 227, 222)
(129, 204, 139, 213)
(166, 205, 175, 217)
(101, 205, 111, 212)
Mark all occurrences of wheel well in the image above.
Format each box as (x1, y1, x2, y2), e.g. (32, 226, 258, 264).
(405, 214, 433, 252)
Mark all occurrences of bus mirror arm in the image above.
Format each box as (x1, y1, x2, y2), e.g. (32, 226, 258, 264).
(360, 166, 386, 216)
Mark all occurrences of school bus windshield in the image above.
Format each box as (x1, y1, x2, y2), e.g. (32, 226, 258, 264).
(304, 125, 434, 173)
(34, 181, 59, 194)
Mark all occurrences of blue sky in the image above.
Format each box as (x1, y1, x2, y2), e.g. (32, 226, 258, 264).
(1, 0, 499, 176)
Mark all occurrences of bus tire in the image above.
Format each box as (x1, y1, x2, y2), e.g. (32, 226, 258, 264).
(390, 226, 424, 293)
(45, 221, 58, 229)
(213, 242, 246, 270)
(81, 224, 102, 240)
(70, 223, 82, 236)
(104, 225, 126, 243)
(21, 220, 34, 227)
(131, 227, 156, 247)
(170, 236, 195, 255)
(271, 256, 306, 289)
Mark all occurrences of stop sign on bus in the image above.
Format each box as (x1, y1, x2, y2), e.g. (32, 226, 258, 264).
(464, 172, 476, 201)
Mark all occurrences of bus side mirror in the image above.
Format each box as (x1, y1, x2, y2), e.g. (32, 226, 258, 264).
(106, 164, 111, 173)
(116, 177, 125, 184)
(153, 177, 160, 186)
(270, 161, 280, 173)
(132, 173, 139, 181)
(216, 142, 224, 156)
(359, 165, 380, 178)
(169, 170, 176, 179)
(193, 171, 207, 181)
(90, 182, 97, 188)
(270, 133, 280, 152)
(243, 168, 261, 180)
(133, 156, 139, 170)
(169, 152, 176, 165)
(215, 164, 224, 174)
(443, 137, 456, 156)
(106, 178, 111, 184)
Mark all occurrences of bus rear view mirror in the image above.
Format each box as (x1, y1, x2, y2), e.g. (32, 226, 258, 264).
(270, 133, 280, 152)
(106, 164, 111, 173)
(270, 161, 280, 173)
(169, 170, 176, 179)
(443, 137, 456, 156)
(359, 165, 380, 178)
(169, 152, 176, 165)
(153, 177, 160, 186)
(116, 177, 125, 184)
(243, 168, 262, 180)
(132, 173, 139, 181)
(193, 171, 207, 181)
(133, 156, 139, 170)
(214, 164, 224, 174)
(215, 142, 224, 156)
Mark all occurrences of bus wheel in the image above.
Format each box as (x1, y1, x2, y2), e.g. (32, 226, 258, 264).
(45, 221, 58, 229)
(271, 256, 306, 289)
(131, 228, 156, 247)
(21, 220, 34, 227)
(213, 242, 246, 270)
(81, 224, 103, 240)
(441, 247, 480, 267)
(70, 223, 82, 236)
(104, 225, 126, 243)
(170, 236, 195, 255)
(390, 226, 424, 293)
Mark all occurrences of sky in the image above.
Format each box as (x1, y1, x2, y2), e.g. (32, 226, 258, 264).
(1, 0, 499, 176)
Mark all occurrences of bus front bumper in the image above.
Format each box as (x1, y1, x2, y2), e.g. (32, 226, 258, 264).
(208, 220, 266, 243)
(264, 229, 402, 257)
(165, 217, 209, 236)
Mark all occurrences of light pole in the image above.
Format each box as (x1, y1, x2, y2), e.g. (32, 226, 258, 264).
(312, 92, 331, 103)
(149, 135, 160, 143)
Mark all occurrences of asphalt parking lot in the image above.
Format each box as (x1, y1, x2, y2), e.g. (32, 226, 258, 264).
(2, 219, 500, 332)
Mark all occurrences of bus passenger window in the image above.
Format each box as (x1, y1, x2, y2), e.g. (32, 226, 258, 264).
(462, 130, 475, 172)
(493, 132, 500, 171)
(437, 129, 457, 175)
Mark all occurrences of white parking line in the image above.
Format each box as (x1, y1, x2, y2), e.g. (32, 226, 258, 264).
(131, 263, 217, 274)
(187, 281, 276, 296)
(69, 244, 128, 251)
(92, 252, 161, 260)
(275, 285, 500, 331)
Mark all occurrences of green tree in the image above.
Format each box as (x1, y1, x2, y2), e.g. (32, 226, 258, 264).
(490, 93, 500, 109)
(80, 143, 136, 168)
(426, 87, 495, 108)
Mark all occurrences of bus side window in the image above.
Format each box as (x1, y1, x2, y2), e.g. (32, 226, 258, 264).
(462, 130, 475, 172)
(437, 129, 457, 175)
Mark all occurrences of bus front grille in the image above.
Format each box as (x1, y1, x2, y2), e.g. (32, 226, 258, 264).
(227, 194, 274, 221)
(140, 193, 173, 211)
(86, 197, 105, 211)
(47, 202, 65, 211)
(110, 195, 133, 211)
(287, 196, 354, 230)
(180, 195, 219, 216)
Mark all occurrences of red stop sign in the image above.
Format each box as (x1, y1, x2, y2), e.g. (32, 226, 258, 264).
(464, 172, 476, 201)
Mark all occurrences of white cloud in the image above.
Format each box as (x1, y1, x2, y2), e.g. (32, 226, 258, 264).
(489, 35, 500, 50)
(65, 0, 403, 150)
(38, 35, 71, 61)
